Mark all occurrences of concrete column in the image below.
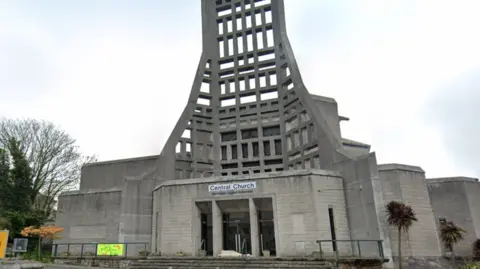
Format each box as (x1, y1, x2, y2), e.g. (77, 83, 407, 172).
(192, 204, 202, 257)
(212, 200, 223, 256)
(249, 198, 260, 256)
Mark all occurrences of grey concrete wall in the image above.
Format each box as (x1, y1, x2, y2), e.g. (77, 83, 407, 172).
(118, 177, 157, 255)
(465, 180, 480, 240)
(427, 177, 480, 257)
(310, 94, 342, 141)
(336, 154, 382, 252)
(152, 170, 350, 257)
(80, 155, 158, 191)
(55, 189, 122, 254)
(378, 164, 441, 258)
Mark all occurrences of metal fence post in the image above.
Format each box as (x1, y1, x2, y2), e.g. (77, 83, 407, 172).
(53, 244, 58, 257)
(378, 240, 384, 258)
(67, 244, 70, 257)
(144, 243, 147, 257)
(317, 241, 323, 258)
(80, 244, 84, 259)
(334, 240, 339, 262)
(357, 240, 361, 257)
(125, 243, 128, 257)
(94, 243, 98, 257)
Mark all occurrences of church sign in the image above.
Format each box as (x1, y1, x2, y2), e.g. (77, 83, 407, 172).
(209, 182, 256, 195)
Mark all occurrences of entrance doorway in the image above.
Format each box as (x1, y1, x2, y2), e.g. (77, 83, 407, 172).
(223, 212, 251, 254)
(258, 211, 275, 256)
(197, 202, 213, 256)
(255, 198, 276, 256)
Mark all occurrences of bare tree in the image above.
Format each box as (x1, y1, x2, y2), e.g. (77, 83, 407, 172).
(0, 118, 96, 220)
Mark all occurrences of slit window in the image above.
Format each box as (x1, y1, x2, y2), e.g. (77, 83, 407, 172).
(255, 13, 262, 26)
(266, 29, 274, 47)
(236, 18, 243, 31)
(246, 15, 252, 28)
(263, 141, 271, 156)
(247, 33, 253, 51)
(252, 142, 259, 157)
(257, 32, 264, 50)
(221, 146, 227, 160)
(242, 143, 248, 158)
(238, 36, 244, 53)
(218, 22, 224, 35)
(231, 145, 238, 159)
(269, 73, 277, 85)
(228, 38, 234, 56)
(328, 207, 337, 252)
(265, 11, 272, 24)
(274, 139, 282, 155)
(219, 40, 225, 58)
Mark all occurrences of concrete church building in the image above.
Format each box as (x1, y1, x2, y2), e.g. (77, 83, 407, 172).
(55, 0, 480, 264)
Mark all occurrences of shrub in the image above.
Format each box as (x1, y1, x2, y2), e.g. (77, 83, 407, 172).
(473, 239, 480, 258)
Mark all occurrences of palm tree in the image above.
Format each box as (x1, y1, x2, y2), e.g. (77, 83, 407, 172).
(472, 239, 480, 259)
(385, 201, 418, 269)
(439, 221, 465, 267)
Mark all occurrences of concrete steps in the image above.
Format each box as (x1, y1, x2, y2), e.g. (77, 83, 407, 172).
(128, 257, 334, 269)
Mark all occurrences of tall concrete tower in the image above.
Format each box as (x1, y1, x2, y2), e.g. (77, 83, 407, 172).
(157, 0, 348, 180)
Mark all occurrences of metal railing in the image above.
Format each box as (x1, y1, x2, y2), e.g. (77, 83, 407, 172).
(316, 240, 384, 260)
(52, 242, 150, 258)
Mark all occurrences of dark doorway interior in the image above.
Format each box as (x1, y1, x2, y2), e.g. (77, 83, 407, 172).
(200, 213, 213, 255)
(258, 210, 276, 256)
(197, 201, 213, 256)
(223, 212, 251, 254)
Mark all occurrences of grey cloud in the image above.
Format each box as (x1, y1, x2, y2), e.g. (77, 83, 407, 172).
(423, 70, 480, 177)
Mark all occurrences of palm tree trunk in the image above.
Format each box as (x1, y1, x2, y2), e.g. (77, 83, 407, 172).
(451, 247, 455, 268)
(398, 227, 403, 269)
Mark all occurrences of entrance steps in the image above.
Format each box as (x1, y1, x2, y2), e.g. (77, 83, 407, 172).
(129, 257, 334, 269)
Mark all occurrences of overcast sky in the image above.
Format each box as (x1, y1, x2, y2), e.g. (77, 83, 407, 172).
(1, 0, 479, 178)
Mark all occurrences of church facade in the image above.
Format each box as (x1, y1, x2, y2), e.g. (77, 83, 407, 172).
(55, 0, 480, 264)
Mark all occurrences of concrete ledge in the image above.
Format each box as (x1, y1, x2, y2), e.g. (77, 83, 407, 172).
(426, 176, 479, 184)
(342, 138, 371, 149)
(310, 94, 337, 104)
(378, 163, 424, 173)
(154, 169, 341, 191)
(83, 155, 158, 167)
(0, 262, 44, 269)
(59, 187, 122, 197)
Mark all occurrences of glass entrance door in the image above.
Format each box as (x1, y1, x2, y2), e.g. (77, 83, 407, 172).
(223, 213, 251, 254)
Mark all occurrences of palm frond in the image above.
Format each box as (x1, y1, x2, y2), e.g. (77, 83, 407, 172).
(385, 201, 418, 231)
(473, 239, 480, 257)
(440, 221, 466, 250)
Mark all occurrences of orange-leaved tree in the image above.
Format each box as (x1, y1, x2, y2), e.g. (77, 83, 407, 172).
(21, 225, 64, 259)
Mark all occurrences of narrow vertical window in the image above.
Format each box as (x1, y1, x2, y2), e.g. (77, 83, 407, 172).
(328, 207, 337, 252)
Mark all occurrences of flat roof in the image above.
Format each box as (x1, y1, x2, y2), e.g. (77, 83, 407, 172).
(83, 155, 158, 167)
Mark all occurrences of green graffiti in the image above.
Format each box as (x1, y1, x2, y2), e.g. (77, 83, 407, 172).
(96, 244, 124, 256)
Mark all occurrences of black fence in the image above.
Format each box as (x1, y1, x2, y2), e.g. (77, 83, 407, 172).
(316, 239, 384, 260)
(52, 242, 150, 258)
